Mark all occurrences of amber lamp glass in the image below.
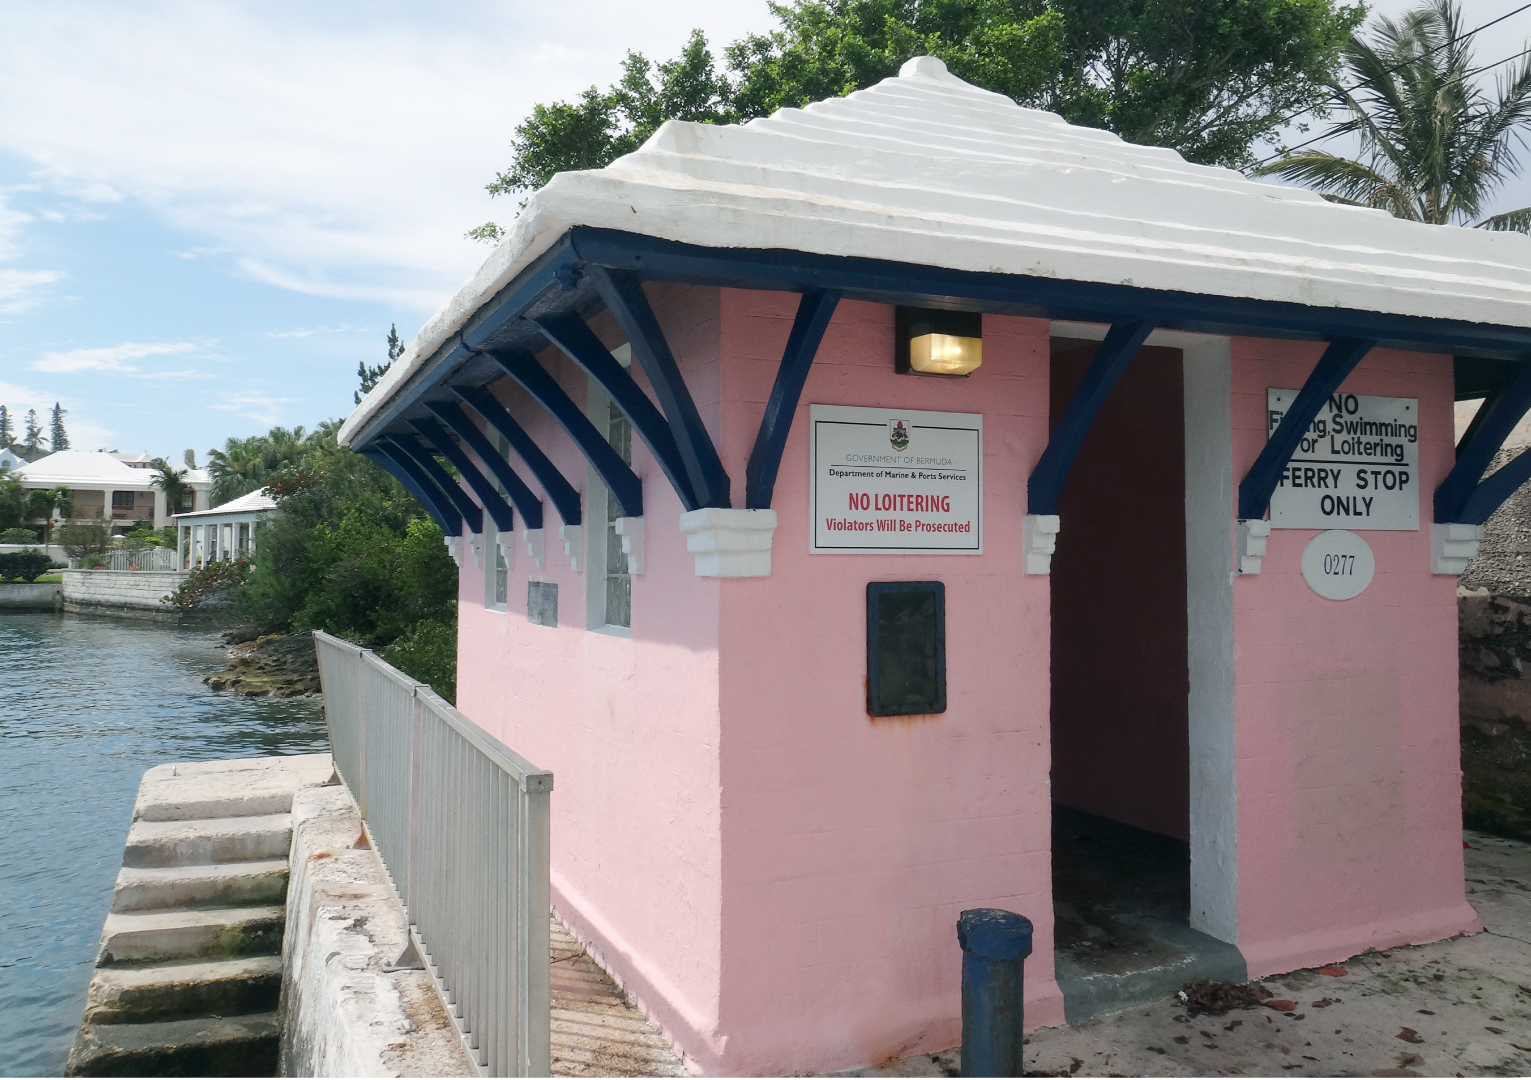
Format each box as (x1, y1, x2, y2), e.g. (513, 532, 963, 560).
(895, 307, 983, 376)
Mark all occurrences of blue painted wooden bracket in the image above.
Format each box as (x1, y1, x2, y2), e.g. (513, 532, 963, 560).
(364, 443, 461, 537)
(410, 416, 519, 534)
(487, 348, 645, 518)
(1028, 320, 1156, 516)
(745, 289, 841, 509)
(384, 433, 485, 535)
(1459, 446, 1531, 525)
(451, 388, 582, 526)
(423, 401, 547, 531)
(527, 311, 702, 510)
(1237, 338, 1375, 521)
(584, 266, 732, 508)
(1435, 363, 1531, 523)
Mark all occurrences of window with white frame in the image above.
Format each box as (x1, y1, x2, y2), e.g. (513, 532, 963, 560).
(603, 400, 632, 628)
(484, 430, 511, 612)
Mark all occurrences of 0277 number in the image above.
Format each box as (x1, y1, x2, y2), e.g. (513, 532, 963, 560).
(1322, 553, 1356, 576)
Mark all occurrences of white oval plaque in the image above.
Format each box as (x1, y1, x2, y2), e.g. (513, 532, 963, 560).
(1301, 530, 1375, 600)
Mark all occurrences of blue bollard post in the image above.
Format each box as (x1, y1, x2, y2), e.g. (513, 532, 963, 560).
(957, 908, 1033, 1078)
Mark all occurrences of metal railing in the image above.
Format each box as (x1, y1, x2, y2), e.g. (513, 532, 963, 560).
(313, 630, 552, 1077)
(96, 547, 180, 571)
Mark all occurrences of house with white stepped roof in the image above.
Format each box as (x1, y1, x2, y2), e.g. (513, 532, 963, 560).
(337, 56, 1531, 1073)
(10, 451, 211, 534)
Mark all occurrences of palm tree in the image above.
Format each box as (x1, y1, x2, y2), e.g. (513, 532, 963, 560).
(207, 436, 269, 504)
(149, 458, 192, 515)
(1254, 0, 1531, 230)
(263, 426, 308, 472)
(24, 486, 72, 543)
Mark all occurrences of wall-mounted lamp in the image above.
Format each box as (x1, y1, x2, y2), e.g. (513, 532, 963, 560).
(895, 307, 983, 377)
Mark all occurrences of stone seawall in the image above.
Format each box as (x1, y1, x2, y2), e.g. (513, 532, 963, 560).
(0, 582, 62, 610)
(62, 570, 189, 619)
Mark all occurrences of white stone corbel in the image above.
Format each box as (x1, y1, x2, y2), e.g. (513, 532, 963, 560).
(1022, 514, 1060, 575)
(678, 508, 776, 577)
(1432, 522, 1483, 575)
(522, 527, 545, 571)
(1236, 518, 1271, 575)
(496, 534, 514, 571)
(443, 535, 462, 568)
(469, 532, 485, 569)
(559, 525, 583, 572)
(614, 516, 644, 575)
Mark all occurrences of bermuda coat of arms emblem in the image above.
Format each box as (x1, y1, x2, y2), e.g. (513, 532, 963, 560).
(889, 419, 910, 452)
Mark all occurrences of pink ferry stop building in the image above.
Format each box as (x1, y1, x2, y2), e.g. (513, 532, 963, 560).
(339, 57, 1531, 1075)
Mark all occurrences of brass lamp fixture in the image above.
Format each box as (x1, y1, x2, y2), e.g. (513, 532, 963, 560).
(895, 307, 983, 377)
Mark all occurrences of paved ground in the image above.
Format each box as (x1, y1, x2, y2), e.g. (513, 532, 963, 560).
(847, 831, 1531, 1078)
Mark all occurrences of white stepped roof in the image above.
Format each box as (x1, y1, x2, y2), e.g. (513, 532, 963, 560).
(11, 450, 211, 489)
(342, 55, 1531, 445)
(176, 487, 277, 519)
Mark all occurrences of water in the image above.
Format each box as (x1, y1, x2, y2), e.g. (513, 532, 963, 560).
(0, 612, 328, 1077)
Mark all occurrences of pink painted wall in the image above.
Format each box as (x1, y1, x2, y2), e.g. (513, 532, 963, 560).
(455, 286, 1064, 1075)
(1228, 340, 1481, 977)
(456, 287, 731, 1066)
(1049, 343, 1190, 841)
(710, 293, 1063, 1074)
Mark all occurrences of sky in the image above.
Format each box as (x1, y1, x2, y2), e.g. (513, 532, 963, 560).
(1, 0, 1530, 461)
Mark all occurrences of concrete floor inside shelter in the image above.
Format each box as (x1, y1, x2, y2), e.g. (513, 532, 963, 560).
(1050, 806, 1246, 1023)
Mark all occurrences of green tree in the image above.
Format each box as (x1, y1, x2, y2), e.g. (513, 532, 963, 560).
(207, 437, 269, 504)
(470, 0, 1361, 239)
(233, 440, 459, 698)
(0, 405, 12, 449)
(24, 486, 72, 544)
(1255, 0, 1531, 229)
(22, 409, 43, 455)
(49, 402, 69, 452)
(149, 458, 193, 515)
(355, 324, 406, 405)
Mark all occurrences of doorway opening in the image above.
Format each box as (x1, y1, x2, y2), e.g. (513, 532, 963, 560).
(1047, 339, 1244, 1021)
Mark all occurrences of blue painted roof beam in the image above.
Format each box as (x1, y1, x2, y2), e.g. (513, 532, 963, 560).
(527, 310, 700, 510)
(451, 388, 582, 526)
(567, 228, 1531, 360)
(1028, 320, 1156, 516)
(422, 402, 547, 530)
(1435, 362, 1531, 524)
(585, 266, 732, 508)
(385, 433, 486, 536)
(410, 416, 519, 534)
(1237, 338, 1375, 521)
(487, 348, 644, 519)
(364, 442, 462, 537)
(745, 289, 841, 509)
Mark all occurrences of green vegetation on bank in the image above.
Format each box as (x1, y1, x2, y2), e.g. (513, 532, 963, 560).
(172, 421, 459, 701)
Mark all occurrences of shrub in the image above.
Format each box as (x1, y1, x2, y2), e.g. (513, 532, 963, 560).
(0, 548, 53, 582)
(0, 527, 38, 544)
(381, 617, 457, 703)
(163, 559, 251, 610)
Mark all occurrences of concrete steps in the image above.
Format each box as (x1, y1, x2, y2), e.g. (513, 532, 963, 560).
(66, 754, 331, 1078)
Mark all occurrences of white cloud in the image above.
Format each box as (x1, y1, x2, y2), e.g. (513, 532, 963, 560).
(0, 378, 114, 449)
(0, 267, 63, 314)
(30, 341, 197, 374)
(0, 1, 778, 311)
(211, 390, 297, 426)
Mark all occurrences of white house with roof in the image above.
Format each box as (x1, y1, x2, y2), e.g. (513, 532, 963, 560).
(0, 447, 24, 472)
(174, 488, 276, 567)
(10, 451, 211, 533)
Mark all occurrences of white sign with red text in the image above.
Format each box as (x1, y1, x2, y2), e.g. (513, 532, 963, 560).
(809, 404, 982, 554)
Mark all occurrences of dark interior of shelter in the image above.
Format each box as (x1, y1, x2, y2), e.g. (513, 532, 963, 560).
(1047, 341, 1243, 1020)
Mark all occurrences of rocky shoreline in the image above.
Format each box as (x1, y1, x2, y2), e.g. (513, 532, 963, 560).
(205, 631, 321, 698)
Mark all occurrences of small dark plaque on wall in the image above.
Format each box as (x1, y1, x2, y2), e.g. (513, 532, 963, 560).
(866, 581, 946, 716)
(528, 581, 558, 627)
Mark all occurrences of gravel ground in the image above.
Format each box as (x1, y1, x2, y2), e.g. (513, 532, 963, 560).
(843, 831, 1531, 1078)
